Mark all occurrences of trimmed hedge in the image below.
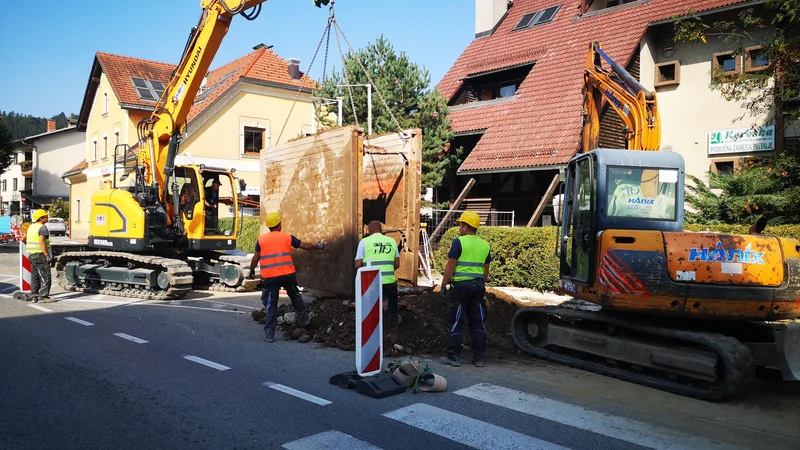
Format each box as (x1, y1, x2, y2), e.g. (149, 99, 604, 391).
(434, 226, 560, 292)
(435, 224, 800, 292)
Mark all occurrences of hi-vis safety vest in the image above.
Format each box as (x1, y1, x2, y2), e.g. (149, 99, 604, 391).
(362, 233, 397, 284)
(26, 223, 49, 255)
(257, 231, 296, 279)
(452, 234, 490, 282)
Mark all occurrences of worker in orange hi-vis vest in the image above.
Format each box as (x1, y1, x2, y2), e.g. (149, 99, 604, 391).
(248, 212, 325, 343)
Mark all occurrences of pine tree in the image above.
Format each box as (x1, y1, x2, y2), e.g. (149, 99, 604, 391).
(315, 35, 457, 190)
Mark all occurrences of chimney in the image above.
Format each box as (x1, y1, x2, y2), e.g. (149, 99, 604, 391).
(475, 0, 512, 38)
(288, 58, 301, 80)
(67, 118, 77, 128)
(47, 119, 56, 132)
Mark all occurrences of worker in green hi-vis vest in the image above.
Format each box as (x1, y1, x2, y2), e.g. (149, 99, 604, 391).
(355, 221, 401, 329)
(439, 211, 491, 368)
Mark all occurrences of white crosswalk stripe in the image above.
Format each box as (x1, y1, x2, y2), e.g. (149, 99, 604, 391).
(383, 403, 570, 450)
(275, 380, 749, 450)
(282, 430, 382, 450)
(454, 383, 741, 450)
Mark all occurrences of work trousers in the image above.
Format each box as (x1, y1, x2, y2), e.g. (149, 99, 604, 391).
(29, 253, 51, 299)
(261, 273, 308, 339)
(447, 278, 487, 361)
(383, 282, 399, 326)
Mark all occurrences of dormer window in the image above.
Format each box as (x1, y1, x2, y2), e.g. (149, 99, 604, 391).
(512, 5, 560, 32)
(449, 63, 534, 107)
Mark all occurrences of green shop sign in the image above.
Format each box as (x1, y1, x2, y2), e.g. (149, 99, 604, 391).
(708, 125, 775, 155)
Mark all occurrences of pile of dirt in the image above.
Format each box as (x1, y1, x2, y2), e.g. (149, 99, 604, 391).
(250, 287, 523, 359)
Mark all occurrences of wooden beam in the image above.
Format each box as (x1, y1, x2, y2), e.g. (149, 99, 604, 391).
(527, 174, 560, 227)
(431, 177, 476, 240)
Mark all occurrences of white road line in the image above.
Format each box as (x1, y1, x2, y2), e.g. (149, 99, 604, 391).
(60, 298, 133, 305)
(0, 294, 11, 298)
(454, 383, 738, 450)
(183, 355, 231, 371)
(0, 273, 18, 278)
(138, 303, 248, 314)
(282, 431, 381, 450)
(263, 382, 332, 406)
(114, 333, 149, 344)
(383, 403, 569, 450)
(65, 317, 94, 326)
(28, 304, 53, 312)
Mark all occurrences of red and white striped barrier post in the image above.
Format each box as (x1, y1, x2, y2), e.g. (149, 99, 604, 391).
(355, 265, 383, 377)
(20, 241, 31, 293)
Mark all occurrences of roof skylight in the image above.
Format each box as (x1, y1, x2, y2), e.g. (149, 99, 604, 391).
(130, 77, 165, 101)
(512, 5, 561, 31)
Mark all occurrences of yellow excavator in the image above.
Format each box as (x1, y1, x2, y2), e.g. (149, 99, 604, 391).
(512, 42, 800, 400)
(55, 0, 330, 300)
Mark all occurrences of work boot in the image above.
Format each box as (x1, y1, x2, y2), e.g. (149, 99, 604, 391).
(438, 355, 461, 367)
(264, 336, 275, 344)
(41, 297, 55, 304)
(474, 359, 485, 368)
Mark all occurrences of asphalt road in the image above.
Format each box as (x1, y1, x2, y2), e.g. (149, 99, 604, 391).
(1, 246, 799, 449)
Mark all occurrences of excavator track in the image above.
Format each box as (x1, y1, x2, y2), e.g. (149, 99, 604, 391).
(55, 251, 194, 300)
(511, 306, 756, 401)
(196, 255, 261, 292)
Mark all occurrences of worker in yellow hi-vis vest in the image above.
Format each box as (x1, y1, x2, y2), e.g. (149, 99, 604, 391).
(355, 221, 401, 329)
(439, 211, 491, 368)
(22, 209, 53, 303)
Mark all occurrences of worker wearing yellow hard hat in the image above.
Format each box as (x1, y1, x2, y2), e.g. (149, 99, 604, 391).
(23, 209, 54, 303)
(248, 212, 326, 343)
(439, 210, 491, 368)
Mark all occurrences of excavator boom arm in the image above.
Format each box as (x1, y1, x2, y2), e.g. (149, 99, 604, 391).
(138, 0, 330, 197)
(581, 41, 660, 152)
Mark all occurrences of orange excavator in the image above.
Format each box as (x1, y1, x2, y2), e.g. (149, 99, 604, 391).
(511, 42, 800, 400)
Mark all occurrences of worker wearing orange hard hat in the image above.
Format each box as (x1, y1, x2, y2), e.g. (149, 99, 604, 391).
(439, 211, 491, 368)
(248, 212, 325, 343)
(22, 209, 54, 303)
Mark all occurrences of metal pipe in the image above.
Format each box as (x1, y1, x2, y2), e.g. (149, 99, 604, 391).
(367, 84, 372, 136)
(594, 44, 653, 100)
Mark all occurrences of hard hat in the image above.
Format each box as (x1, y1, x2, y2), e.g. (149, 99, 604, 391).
(265, 212, 282, 228)
(32, 209, 48, 222)
(457, 211, 481, 229)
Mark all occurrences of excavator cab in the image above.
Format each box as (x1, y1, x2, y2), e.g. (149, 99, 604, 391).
(558, 148, 685, 286)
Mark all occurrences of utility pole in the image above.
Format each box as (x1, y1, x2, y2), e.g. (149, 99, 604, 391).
(337, 84, 372, 136)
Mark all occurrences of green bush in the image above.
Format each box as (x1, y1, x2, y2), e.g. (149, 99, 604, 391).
(685, 223, 800, 240)
(219, 216, 261, 253)
(436, 224, 800, 292)
(435, 226, 560, 292)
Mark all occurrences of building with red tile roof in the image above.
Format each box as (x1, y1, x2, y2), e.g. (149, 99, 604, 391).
(436, 0, 788, 227)
(65, 45, 316, 240)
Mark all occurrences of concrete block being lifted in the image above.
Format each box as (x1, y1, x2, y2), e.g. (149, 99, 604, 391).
(260, 126, 422, 296)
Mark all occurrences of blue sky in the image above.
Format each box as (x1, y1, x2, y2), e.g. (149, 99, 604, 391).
(0, 0, 474, 118)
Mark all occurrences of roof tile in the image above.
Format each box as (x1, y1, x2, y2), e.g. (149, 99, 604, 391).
(439, 0, 746, 172)
(97, 48, 315, 125)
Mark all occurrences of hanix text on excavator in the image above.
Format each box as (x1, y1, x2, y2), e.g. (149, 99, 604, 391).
(512, 42, 800, 400)
(53, 0, 331, 300)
